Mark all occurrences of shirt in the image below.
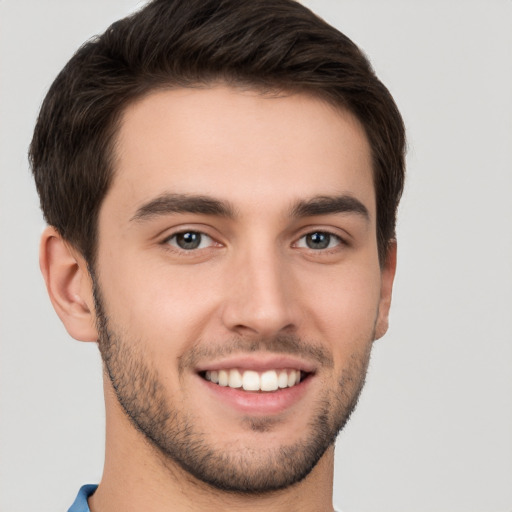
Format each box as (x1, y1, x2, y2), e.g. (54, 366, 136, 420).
(68, 484, 97, 512)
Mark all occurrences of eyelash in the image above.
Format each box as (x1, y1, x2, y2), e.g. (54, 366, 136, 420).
(293, 231, 346, 251)
(162, 229, 347, 254)
(163, 231, 218, 252)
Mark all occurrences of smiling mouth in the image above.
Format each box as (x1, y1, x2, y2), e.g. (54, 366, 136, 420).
(200, 368, 310, 392)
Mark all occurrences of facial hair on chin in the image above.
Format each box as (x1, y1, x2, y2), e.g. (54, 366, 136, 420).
(92, 278, 374, 494)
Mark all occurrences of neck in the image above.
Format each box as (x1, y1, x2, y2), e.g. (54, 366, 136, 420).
(89, 376, 335, 512)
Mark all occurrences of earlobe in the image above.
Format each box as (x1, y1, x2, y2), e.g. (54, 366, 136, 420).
(39, 227, 98, 342)
(374, 240, 397, 340)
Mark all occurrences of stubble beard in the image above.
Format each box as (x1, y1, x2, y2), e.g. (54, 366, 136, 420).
(93, 280, 373, 494)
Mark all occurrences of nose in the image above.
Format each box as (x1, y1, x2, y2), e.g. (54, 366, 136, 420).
(220, 246, 299, 338)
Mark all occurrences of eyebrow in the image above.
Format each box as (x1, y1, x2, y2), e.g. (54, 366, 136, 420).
(290, 194, 370, 221)
(130, 192, 369, 223)
(130, 193, 236, 222)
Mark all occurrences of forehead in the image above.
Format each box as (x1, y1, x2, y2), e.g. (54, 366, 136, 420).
(104, 86, 375, 222)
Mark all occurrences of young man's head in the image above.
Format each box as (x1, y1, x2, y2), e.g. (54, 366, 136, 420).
(31, 0, 405, 505)
(30, 0, 404, 269)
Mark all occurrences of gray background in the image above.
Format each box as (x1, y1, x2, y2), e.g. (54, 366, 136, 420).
(1, 1, 511, 511)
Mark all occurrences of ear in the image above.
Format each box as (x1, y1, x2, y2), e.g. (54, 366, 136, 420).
(39, 226, 98, 342)
(374, 240, 397, 340)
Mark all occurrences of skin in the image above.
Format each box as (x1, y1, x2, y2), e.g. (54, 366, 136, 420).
(40, 86, 396, 512)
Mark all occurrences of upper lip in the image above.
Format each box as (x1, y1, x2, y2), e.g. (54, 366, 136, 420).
(195, 354, 317, 374)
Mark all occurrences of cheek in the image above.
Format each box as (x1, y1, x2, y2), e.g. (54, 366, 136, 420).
(300, 261, 382, 345)
(97, 253, 220, 351)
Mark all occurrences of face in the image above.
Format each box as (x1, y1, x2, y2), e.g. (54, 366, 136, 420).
(93, 86, 394, 492)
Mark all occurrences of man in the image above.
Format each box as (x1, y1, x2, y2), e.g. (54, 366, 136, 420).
(30, 0, 405, 510)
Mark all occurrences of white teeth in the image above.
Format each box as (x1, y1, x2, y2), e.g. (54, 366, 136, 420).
(278, 370, 288, 389)
(205, 368, 304, 392)
(288, 370, 297, 387)
(260, 370, 278, 391)
(242, 370, 260, 391)
(228, 369, 243, 388)
(218, 370, 229, 386)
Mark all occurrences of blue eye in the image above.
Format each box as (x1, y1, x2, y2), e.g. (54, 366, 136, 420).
(166, 231, 214, 250)
(296, 232, 341, 250)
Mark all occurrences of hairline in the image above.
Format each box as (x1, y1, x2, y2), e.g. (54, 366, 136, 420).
(85, 78, 383, 270)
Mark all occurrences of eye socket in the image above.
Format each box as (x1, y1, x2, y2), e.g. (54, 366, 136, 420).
(295, 231, 342, 250)
(165, 231, 215, 251)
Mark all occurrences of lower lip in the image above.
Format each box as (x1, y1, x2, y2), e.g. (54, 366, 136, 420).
(198, 375, 312, 415)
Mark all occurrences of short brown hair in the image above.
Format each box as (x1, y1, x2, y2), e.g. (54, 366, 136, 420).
(30, 0, 405, 266)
